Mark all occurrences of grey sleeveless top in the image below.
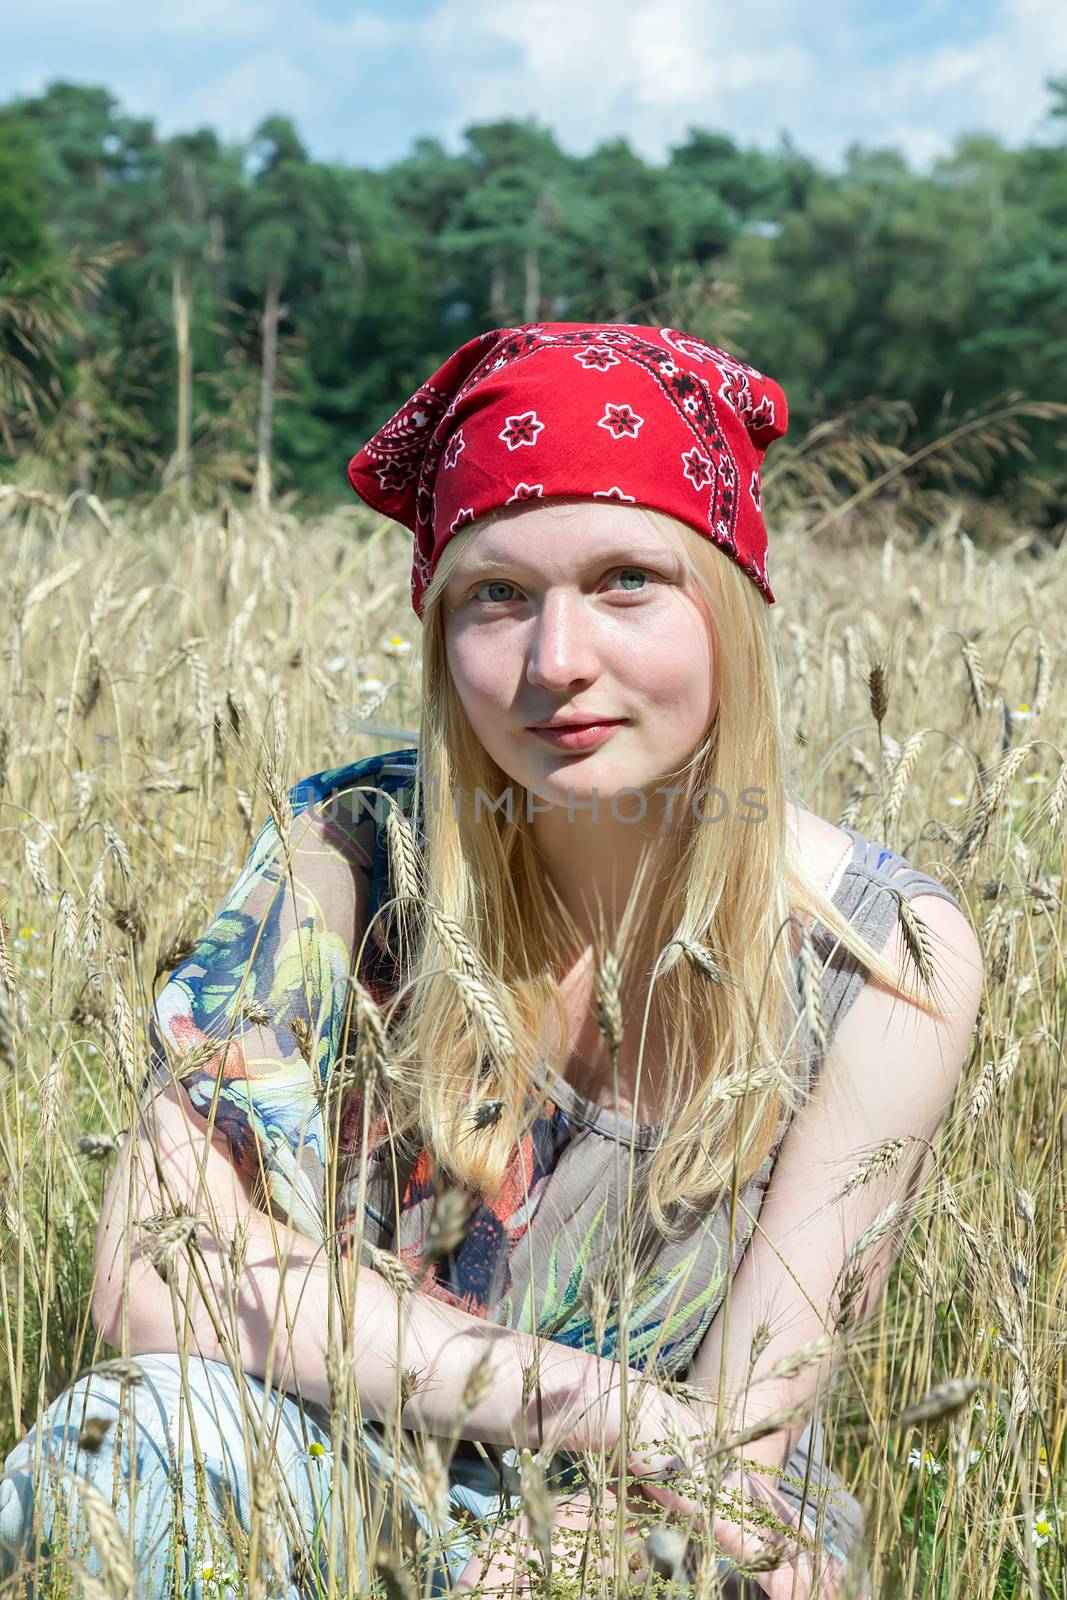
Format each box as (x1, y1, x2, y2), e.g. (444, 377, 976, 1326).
(472, 828, 965, 1370)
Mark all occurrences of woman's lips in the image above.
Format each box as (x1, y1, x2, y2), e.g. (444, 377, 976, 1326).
(528, 720, 625, 751)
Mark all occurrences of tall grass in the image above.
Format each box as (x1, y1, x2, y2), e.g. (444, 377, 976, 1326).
(0, 483, 1063, 1598)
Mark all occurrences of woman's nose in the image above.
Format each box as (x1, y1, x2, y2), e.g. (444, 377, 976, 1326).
(524, 591, 599, 690)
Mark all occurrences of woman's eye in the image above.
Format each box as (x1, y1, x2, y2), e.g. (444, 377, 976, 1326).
(468, 568, 656, 605)
(470, 581, 519, 604)
(612, 567, 652, 592)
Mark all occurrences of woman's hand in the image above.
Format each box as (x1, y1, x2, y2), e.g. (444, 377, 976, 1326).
(622, 1391, 872, 1600)
(451, 1477, 654, 1596)
(633, 1459, 867, 1600)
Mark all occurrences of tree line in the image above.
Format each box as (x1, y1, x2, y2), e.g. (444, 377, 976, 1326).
(1, 78, 1065, 530)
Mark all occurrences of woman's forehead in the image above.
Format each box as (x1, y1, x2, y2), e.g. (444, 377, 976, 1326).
(462, 501, 681, 563)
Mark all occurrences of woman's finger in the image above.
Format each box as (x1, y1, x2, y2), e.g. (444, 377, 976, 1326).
(632, 1464, 857, 1600)
(452, 1479, 660, 1596)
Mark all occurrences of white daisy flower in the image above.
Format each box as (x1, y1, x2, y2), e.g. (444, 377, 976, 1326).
(325, 654, 349, 673)
(381, 634, 412, 657)
(358, 676, 385, 694)
(1032, 1509, 1056, 1547)
(908, 1447, 942, 1474)
(1013, 704, 1034, 720)
(948, 795, 967, 808)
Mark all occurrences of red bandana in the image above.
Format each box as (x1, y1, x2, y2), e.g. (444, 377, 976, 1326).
(346, 321, 789, 618)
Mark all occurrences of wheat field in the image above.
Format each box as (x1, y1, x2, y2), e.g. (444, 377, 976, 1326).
(0, 479, 1063, 1599)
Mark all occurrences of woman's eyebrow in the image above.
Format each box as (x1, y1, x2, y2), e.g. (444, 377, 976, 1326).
(453, 546, 677, 577)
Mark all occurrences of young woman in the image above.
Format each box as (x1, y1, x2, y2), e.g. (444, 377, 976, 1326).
(0, 323, 983, 1599)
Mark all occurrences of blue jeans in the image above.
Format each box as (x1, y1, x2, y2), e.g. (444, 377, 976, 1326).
(0, 1353, 521, 1597)
(0, 1355, 865, 1598)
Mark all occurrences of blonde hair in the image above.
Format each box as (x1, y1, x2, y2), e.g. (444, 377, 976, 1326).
(376, 501, 952, 1239)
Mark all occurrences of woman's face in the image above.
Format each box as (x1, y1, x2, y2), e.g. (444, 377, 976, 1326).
(440, 502, 718, 809)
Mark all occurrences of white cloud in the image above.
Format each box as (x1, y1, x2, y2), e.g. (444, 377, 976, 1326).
(413, 0, 1065, 169)
(3, 0, 1064, 171)
(178, 51, 322, 139)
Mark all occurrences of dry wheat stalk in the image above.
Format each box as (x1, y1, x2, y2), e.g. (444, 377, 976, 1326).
(960, 638, 987, 717)
(706, 1061, 781, 1103)
(77, 1133, 122, 1159)
(896, 893, 936, 988)
(594, 947, 625, 1056)
(366, 1244, 414, 1300)
(589, 1277, 611, 1355)
(43, 1465, 135, 1600)
(341, 975, 391, 1091)
(1032, 635, 1050, 717)
(458, 1347, 495, 1422)
(23, 832, 55, 902)
(850, 745, 877, 781)
(834, 1260, 865, 1332)
(1044, 761, 1067, 835)
(421, 1187, 471, 1263)
(449, 969, 516, 1064)
(839, 1136, 912, 1196)
(884, 731, 927, 830)
(795, 925, 827, 1059)
(867, 662, 889, 725)
(0, 914, 16, 998)
(83, 1358, 145, 1387)
(673, 937, 726, 986)
(411, 1436, 450, 1535)
(289, 1013, 314, 1063)
(80, 858, 106, 959)
(763, 1334, 834, 1384)
(994, 1039, 1022, 1092)
(108, 986, 138, 1093)
(0, 983, 17, 1072)
(843, 1202, 900, 1269)
(373, 1547, 417, 1600)
(968, 1059, 995, 1122)
(383, 798, 425, 910)
(517, 1447, 558, 1577)
(139, 1207, 202, 1284)
(426, 906, 481, 983)
(58, 889, 80, 959)
(898, 1377, 982, 1426)
(77, 646, 102, 719)
(73, 770, 95, 833)
(39, 1055, 62, 1144)
(102, 822, 133, 879)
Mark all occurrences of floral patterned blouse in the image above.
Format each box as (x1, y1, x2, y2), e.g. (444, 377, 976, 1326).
(147, 746, 965, 1384)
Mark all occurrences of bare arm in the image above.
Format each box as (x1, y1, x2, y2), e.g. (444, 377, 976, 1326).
(685, 893, 984, 1469)
(92, 769, 693, 1467)
(91, 1079, 635, 1455)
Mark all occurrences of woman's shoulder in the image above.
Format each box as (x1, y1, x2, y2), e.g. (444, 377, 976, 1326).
(790, 803, 966, 920)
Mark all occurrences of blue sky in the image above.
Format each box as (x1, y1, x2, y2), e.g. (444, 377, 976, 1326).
(3, 0, 1064, 174)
